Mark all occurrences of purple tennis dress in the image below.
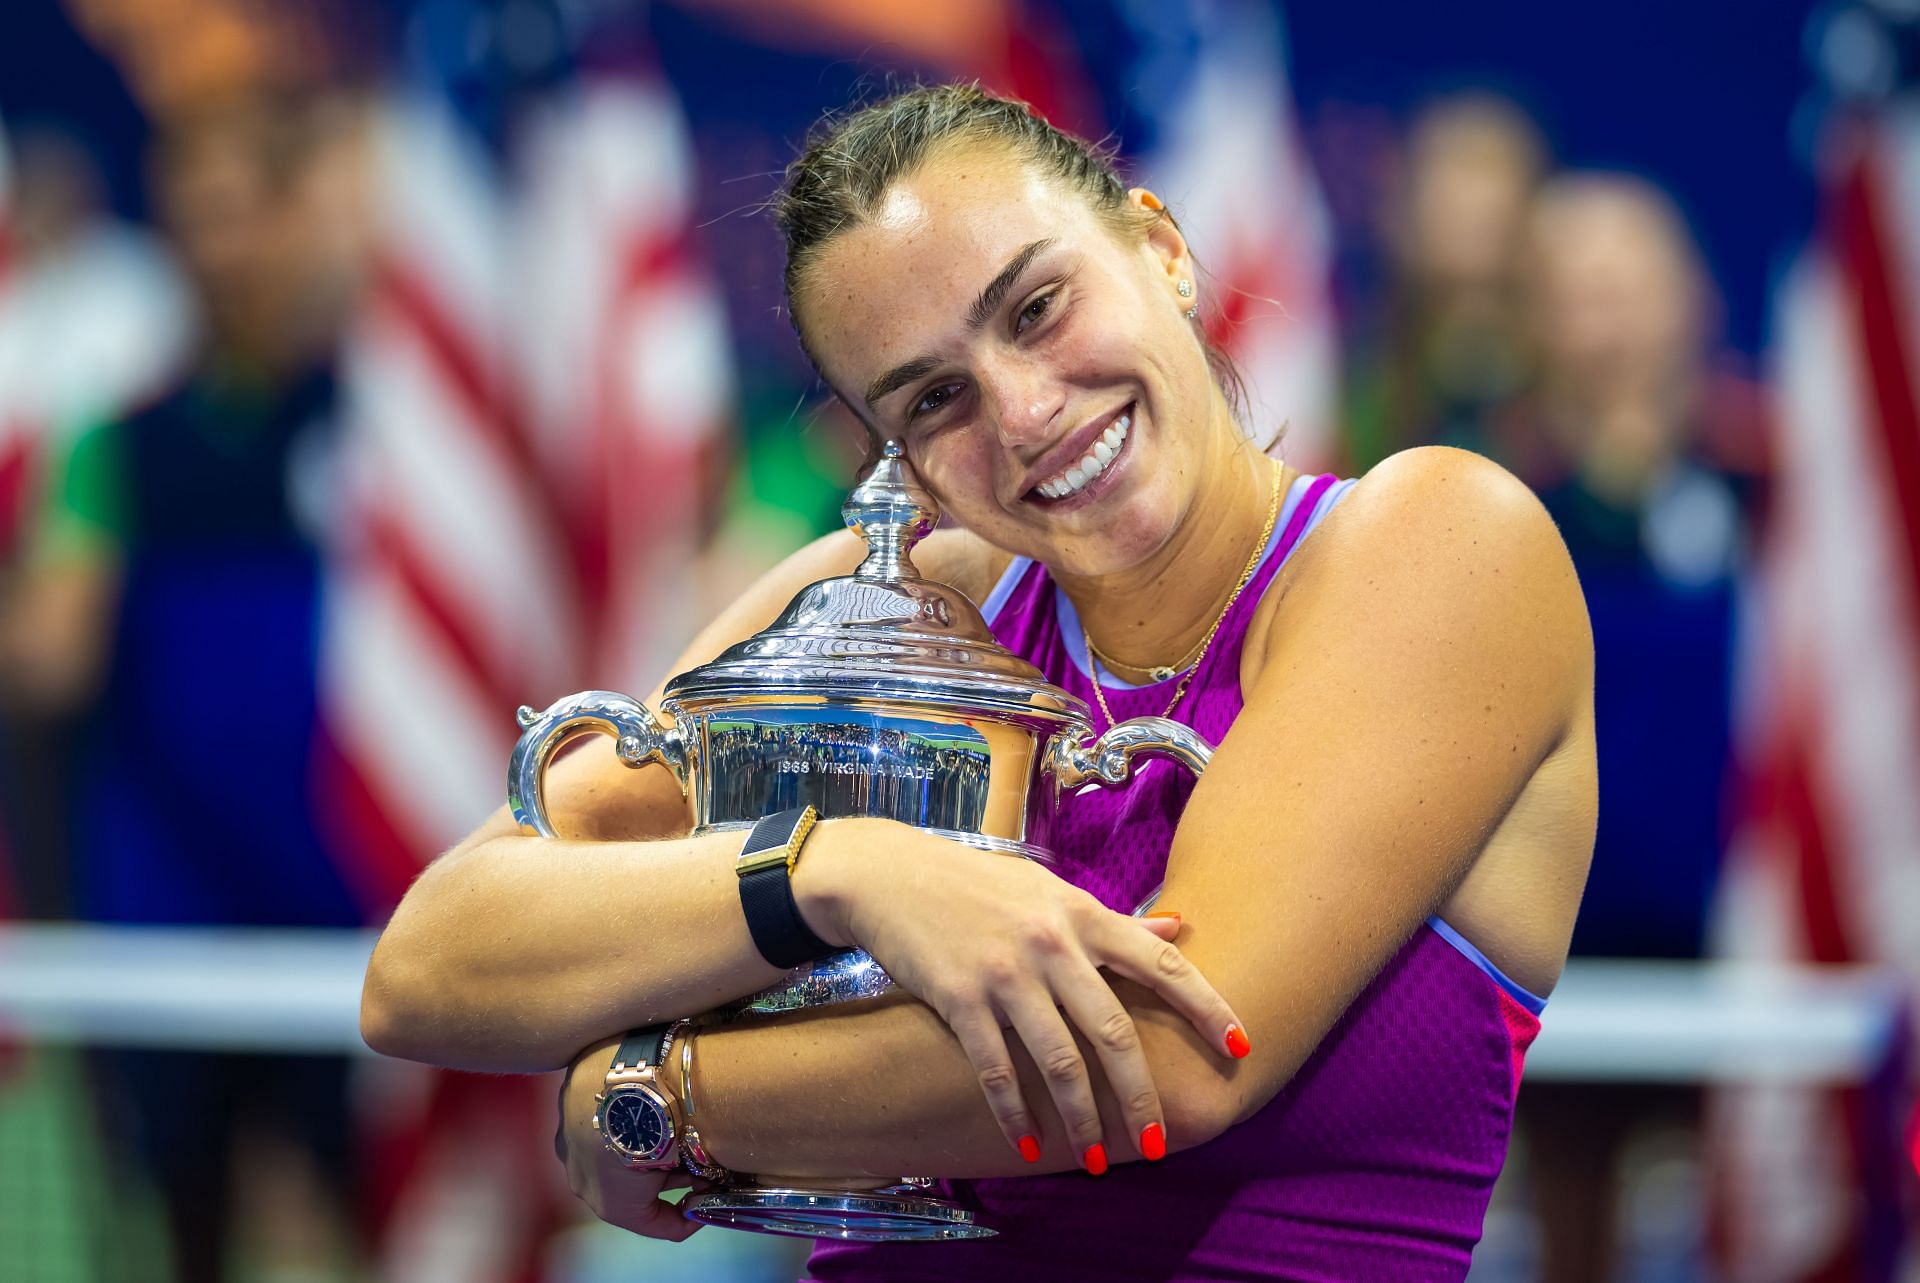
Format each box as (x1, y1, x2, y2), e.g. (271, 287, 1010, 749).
(808, 472, 1546, 1282)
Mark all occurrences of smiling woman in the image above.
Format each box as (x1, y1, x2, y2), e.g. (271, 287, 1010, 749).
(359, 83, 1597, 1281)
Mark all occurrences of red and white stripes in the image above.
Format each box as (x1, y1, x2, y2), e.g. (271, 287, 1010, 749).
(1711, 105, 1920, 1280)
(1135, 2, 1339, 471)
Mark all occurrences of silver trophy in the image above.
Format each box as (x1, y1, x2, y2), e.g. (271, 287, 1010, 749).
(510, 441, 1212, 1241)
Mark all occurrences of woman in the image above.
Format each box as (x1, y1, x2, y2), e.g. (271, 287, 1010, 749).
(361, 85, 1596, 1280)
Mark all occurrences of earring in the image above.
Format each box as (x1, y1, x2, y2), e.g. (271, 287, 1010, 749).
(1177, 279, 1193, 298)
(1185, 305, 1199, 320)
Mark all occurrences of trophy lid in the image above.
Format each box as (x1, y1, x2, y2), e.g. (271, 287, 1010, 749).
(666, 442, 1087, 723)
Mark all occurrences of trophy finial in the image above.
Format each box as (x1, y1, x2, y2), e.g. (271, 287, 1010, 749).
(844, 440, 939, 579)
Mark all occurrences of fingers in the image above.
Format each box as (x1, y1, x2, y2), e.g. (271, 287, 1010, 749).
(944, 1002, 1043, 1164)
(1047, 960, 1166, 1166)
(1100, 913, 1250, 1063)
(582, 1168, 705, 1243)
(998, 986, 1108, 1174)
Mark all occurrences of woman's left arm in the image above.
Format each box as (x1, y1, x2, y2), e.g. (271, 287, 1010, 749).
(562, 448, 1595, 1213)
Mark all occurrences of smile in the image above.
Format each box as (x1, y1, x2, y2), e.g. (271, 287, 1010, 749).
(1033, 410, 1131, 501)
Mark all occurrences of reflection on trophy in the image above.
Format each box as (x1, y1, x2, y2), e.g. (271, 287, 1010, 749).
(509, 441, 1213, 1241)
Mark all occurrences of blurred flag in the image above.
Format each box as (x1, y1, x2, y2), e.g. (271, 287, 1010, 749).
(321, 82, 573, 1283)
(319, 84, 576, 913)
(1120, 0, 1339, 469)
(517, 70, 733, 695)
(1708, 101, 1920, 1279)
(319, 5, 734, 1278)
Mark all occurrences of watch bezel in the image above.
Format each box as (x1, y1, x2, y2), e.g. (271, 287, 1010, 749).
(594, 1082, 678, 1166)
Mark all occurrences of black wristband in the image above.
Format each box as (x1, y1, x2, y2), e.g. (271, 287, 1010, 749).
(612, 1023, 672, 1072)
(736, 806, 835, 969)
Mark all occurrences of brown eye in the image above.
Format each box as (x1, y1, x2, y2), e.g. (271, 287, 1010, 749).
(913, 383, 959, 418)
(1016, 291, 1056, 334)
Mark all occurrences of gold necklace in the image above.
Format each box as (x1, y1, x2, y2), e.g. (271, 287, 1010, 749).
(1083, 459, 1283, 730)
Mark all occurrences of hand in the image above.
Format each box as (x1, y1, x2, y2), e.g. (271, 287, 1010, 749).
(797, 822, 1247, 1172)
(555, 1038, 708, 1242)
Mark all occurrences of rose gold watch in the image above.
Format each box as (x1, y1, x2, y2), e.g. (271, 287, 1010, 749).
(591, 1022, 686, 1171)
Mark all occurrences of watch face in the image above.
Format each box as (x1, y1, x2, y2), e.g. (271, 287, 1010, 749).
(600, 1087, 671, 1162)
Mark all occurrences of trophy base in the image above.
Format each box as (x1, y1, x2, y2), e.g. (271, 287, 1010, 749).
(683, 1185, 996, 1241)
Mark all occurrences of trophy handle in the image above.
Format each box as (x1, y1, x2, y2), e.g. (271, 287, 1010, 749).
(509, 691, 687, 837)
(1046, 716, 1214, 790)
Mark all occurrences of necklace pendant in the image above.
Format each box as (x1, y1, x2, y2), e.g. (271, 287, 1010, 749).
(1150, 665, 1177, 683)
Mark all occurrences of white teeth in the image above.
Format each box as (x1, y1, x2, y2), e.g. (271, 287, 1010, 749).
(1034, 409, 1133, 500)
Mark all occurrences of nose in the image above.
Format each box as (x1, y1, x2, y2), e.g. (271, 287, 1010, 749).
(979, 355, 1063, 451)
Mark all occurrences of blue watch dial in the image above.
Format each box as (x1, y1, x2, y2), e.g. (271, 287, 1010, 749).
(603, 1088, 670, 1161)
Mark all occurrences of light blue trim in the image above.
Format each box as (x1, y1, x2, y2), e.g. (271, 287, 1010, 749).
(979, 556, 1034, 626)
(1426, 916, 1549, 1015)
(1056, 471, 1338, 689)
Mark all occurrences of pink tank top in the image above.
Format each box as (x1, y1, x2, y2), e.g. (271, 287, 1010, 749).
(808, 472, 1544, 1282)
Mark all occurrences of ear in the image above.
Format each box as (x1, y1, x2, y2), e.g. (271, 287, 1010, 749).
(1126, 186, 1193, 301)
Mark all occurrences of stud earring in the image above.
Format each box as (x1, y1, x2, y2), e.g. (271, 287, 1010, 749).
(1177, 279, 1193, 298)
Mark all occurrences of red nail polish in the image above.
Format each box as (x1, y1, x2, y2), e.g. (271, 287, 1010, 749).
(1082, 1143, 1108, 1176)
(1225, 1024, 1251, 1059)
(1140, 1122, 1166, 1161)
(1017, 1134, 1041, 1163)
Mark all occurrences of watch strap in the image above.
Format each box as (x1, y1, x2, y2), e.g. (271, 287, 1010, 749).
(737, 806, 834, 968)
(611, 1023, 672, 1074)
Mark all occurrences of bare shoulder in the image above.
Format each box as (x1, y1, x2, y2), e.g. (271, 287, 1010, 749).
(1334, 446, 1570, 566)
(1267, 446, 1592, 730)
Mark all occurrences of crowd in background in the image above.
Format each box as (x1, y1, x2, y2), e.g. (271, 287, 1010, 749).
(0, 0, 1913, 1281)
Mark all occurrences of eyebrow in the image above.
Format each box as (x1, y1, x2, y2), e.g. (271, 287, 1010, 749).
(863, 238, 1056, 411)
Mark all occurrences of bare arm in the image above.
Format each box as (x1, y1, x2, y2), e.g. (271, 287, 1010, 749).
(561, 976, 1234, 1195)
(362, 818, 825, 1073)
(361, 530, 874, 1069)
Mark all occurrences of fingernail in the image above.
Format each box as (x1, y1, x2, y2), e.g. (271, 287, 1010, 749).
(1140, 1122, 1166, 1161)
(1081, 1143, 1108, 1176)
(1225, 1024, 1251, 1059)
(1017, 1134, 1041, 1164)
(1144, 911, 1181, 923)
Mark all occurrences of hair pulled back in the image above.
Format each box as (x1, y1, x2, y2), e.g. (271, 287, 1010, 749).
(774, 82, 1246, 420)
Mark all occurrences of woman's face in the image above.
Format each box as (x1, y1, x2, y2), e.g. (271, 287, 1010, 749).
(798, 143, 1223, 578)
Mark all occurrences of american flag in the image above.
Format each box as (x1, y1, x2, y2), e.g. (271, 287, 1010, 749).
(1118, 0, 1339, 471)
(320, 7, 731, 1277)
(1706, 85, 1920, 1282)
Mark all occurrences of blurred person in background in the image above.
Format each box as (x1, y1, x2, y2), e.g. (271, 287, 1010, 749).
(1503, 174, 1766, 1283)
(0, 122, 193, 919)
(31, 91, 376, 1283)
(1342, 93, 1545, 471)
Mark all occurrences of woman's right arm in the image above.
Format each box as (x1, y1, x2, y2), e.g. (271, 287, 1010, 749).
(360, 527, 1027, 1071)
(360, 529, 877, 1072)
